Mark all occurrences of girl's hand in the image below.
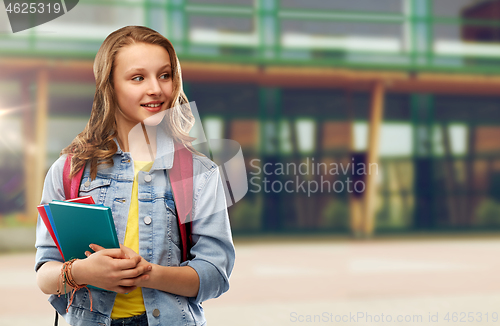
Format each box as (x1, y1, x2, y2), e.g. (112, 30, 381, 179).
(89, 244, 153, 289)
(72, 244, 152, 294)
(118, 244, 153, 287)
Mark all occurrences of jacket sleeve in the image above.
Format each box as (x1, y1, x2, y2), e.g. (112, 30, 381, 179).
(180, 165, 235, 304)
(34, 155, 67, 272)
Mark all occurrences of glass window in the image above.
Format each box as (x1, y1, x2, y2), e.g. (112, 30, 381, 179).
(295, 119, 315, 153)
(203, 117, 224, 151)
(354, 122, 413, 157)
(281, 0, 404, 13)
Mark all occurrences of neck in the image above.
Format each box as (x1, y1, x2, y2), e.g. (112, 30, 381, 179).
(117, 123, 157, 162)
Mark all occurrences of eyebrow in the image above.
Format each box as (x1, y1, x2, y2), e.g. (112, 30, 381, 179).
(125, 64, 171, 75)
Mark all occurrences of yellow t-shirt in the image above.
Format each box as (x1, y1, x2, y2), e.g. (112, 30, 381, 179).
(111, 161, 153, 319)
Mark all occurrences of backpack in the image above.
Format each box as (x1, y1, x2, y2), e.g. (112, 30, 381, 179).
(62, 141, 193, 262)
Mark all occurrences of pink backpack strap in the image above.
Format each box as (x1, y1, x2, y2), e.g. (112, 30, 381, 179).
(63, 155, 85, 199)
(60, 155, 89, 322)
(170, 142, 193, 262)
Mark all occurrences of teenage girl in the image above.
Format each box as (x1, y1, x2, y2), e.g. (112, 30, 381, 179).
(35, 25, 235, 326)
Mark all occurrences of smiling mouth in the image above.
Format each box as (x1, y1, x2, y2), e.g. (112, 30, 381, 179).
(141, 102, 164, 108)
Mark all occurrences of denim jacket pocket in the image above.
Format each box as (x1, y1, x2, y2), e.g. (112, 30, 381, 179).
(79, 177, 112, 204)
(164, 197, 181, 252)
(165, 191, 176, 216)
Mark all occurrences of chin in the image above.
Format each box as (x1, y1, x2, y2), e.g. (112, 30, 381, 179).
(143, 110, 167, 126)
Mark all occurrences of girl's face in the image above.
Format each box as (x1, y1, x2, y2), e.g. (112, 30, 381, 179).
(113, 42, 173, 133)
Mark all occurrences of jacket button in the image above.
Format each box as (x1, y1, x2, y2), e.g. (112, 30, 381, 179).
(84, 181, 90, 187)
(144, 175, 152, 182)
(152, 308, 160, 317)
(144, 216, 152, 225)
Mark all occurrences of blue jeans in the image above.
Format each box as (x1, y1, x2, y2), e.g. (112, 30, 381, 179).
(111, 313, 148, 326)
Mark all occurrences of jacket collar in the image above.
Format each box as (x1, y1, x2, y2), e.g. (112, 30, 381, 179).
(152, 125, 174, 170)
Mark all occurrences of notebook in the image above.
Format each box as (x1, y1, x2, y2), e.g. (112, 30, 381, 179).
(37, 204, 64, 260)
(48, 201, 119, 261)
(37, 196, 96, 261)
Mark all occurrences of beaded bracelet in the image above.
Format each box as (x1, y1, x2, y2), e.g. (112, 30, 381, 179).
(60, 259, 93, 312)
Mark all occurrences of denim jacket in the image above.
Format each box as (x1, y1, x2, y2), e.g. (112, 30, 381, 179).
(35, 128, 235, 326)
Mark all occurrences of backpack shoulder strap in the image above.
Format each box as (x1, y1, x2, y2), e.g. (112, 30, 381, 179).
(63, 155, 85, 199)
(170, 142, 193, 262)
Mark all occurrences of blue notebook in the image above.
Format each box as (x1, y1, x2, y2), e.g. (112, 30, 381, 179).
(43, 204, 61, 250)
(48, 201, 119, 261)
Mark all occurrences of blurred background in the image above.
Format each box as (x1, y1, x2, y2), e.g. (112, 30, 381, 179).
(1, 0, 500, 325)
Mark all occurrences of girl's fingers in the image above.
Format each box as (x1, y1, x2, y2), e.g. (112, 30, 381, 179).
(114, 256, 142, 270)
(118, 278, 137, 287)
(118, 273, 149, 287)
(97, 248, 129, 259)
(120, 264, 152, 279)
(91, 244, 130, 259)
(89, 244, 105, 252)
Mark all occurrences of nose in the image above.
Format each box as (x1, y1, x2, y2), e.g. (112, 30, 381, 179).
(147, 78, 162, 96)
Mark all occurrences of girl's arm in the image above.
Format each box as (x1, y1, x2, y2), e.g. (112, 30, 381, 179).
(142, 264, 199, 297)
(178, 165, 235, 303)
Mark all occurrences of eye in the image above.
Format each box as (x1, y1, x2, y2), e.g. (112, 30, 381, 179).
(160, 73, 171, 80)
(132, 76, 144, 82)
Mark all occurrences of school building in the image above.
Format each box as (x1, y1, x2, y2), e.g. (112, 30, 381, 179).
(1, 0, 500, 236)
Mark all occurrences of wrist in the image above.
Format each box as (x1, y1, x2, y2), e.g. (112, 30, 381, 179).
(69, 259, 87, 286)
(137, 263, 155, 288)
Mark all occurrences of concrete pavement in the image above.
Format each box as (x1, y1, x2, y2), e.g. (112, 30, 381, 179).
(2, 236, 500, 325)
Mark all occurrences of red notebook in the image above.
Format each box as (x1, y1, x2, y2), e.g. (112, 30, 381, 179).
(37, 195, 95, 260)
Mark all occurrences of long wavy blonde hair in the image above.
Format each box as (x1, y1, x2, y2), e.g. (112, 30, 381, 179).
(62, 26, 198, 179)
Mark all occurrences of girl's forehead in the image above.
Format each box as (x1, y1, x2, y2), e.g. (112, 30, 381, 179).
(114, 43, 171, 71)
